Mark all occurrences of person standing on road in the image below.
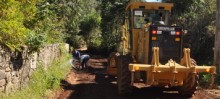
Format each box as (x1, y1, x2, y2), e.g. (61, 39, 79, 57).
(72, 49, 90, 70)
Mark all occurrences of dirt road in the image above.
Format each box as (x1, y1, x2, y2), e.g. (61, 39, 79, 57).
(52, 57, 220, 99)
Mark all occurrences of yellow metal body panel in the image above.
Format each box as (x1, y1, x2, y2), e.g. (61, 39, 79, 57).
(126, 2, 173, 11)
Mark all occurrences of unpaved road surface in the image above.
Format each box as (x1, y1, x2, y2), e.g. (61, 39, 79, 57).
(51, 57, 220, 99)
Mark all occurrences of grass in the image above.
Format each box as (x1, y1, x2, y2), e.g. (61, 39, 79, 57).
(0, 54, 72, 99)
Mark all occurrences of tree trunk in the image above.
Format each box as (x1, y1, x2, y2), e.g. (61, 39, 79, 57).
(215, 0, 220, 73)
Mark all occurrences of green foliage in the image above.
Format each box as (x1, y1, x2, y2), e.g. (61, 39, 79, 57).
(29, 0, 66, 44)
(199, 73, 212, 87)
(0, 0, 66, 51)
(0, 55, 71, 99)
(87, 29, 102, 50)
(0, 0, 29, 51)
(0, 0, 103, 52)
(174, 0, 216, 65)
(26, 31, 46, 52)
(79, 11, 102, 50)
(79, 13, 101, 35)
(98, 0, 129, 51)
(67, 35, 85, 49)
(172, 0, 194, 15)
(64, 0, 102, 49)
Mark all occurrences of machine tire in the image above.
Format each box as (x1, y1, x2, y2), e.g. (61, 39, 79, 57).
(179, 59, 199, 97)
(117, 54, 133, 95)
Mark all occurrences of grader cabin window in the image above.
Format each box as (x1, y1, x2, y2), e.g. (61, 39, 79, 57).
(133, 9, 170, 29)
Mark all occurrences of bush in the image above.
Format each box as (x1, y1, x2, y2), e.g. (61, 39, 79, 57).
(26, 31, 46, 52)
(199, 73, 212, 88)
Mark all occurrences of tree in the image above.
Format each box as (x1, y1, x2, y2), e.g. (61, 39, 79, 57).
(0, 0, 65, 51)
(24, 0, 66, 51)
(79, 12, 102, 50)
(97, 0, 129, 51)
(174, 0, 216, 65)
(0, 0, 31, 50)
(63, 0, 100, 48)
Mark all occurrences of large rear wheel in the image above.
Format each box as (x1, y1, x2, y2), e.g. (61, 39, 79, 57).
(179, 59, 199, 97)
(117, 54, 133, 95)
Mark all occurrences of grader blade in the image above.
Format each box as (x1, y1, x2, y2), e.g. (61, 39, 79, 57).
(129, 47, 216, 86)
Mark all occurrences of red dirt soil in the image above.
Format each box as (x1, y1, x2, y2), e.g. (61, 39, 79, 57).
(50, 57, 220, 99)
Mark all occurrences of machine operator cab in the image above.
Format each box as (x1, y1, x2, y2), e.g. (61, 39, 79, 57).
(133, 4, 171, 29)
(129, 0, 173, 28)
(126, 1, 182, 64)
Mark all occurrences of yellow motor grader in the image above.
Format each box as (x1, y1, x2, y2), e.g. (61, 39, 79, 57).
(107, 0, 216, 97)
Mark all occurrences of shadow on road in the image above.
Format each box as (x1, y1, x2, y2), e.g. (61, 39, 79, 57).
(60, 73, 189, 99)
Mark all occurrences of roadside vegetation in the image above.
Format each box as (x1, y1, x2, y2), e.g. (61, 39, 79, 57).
(0, 54, 71, 99)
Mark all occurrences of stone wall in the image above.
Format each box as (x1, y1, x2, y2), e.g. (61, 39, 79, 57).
(0, 43, 69, 94)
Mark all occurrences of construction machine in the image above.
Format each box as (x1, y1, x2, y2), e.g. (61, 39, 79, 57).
(107, 0, 216, 97)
